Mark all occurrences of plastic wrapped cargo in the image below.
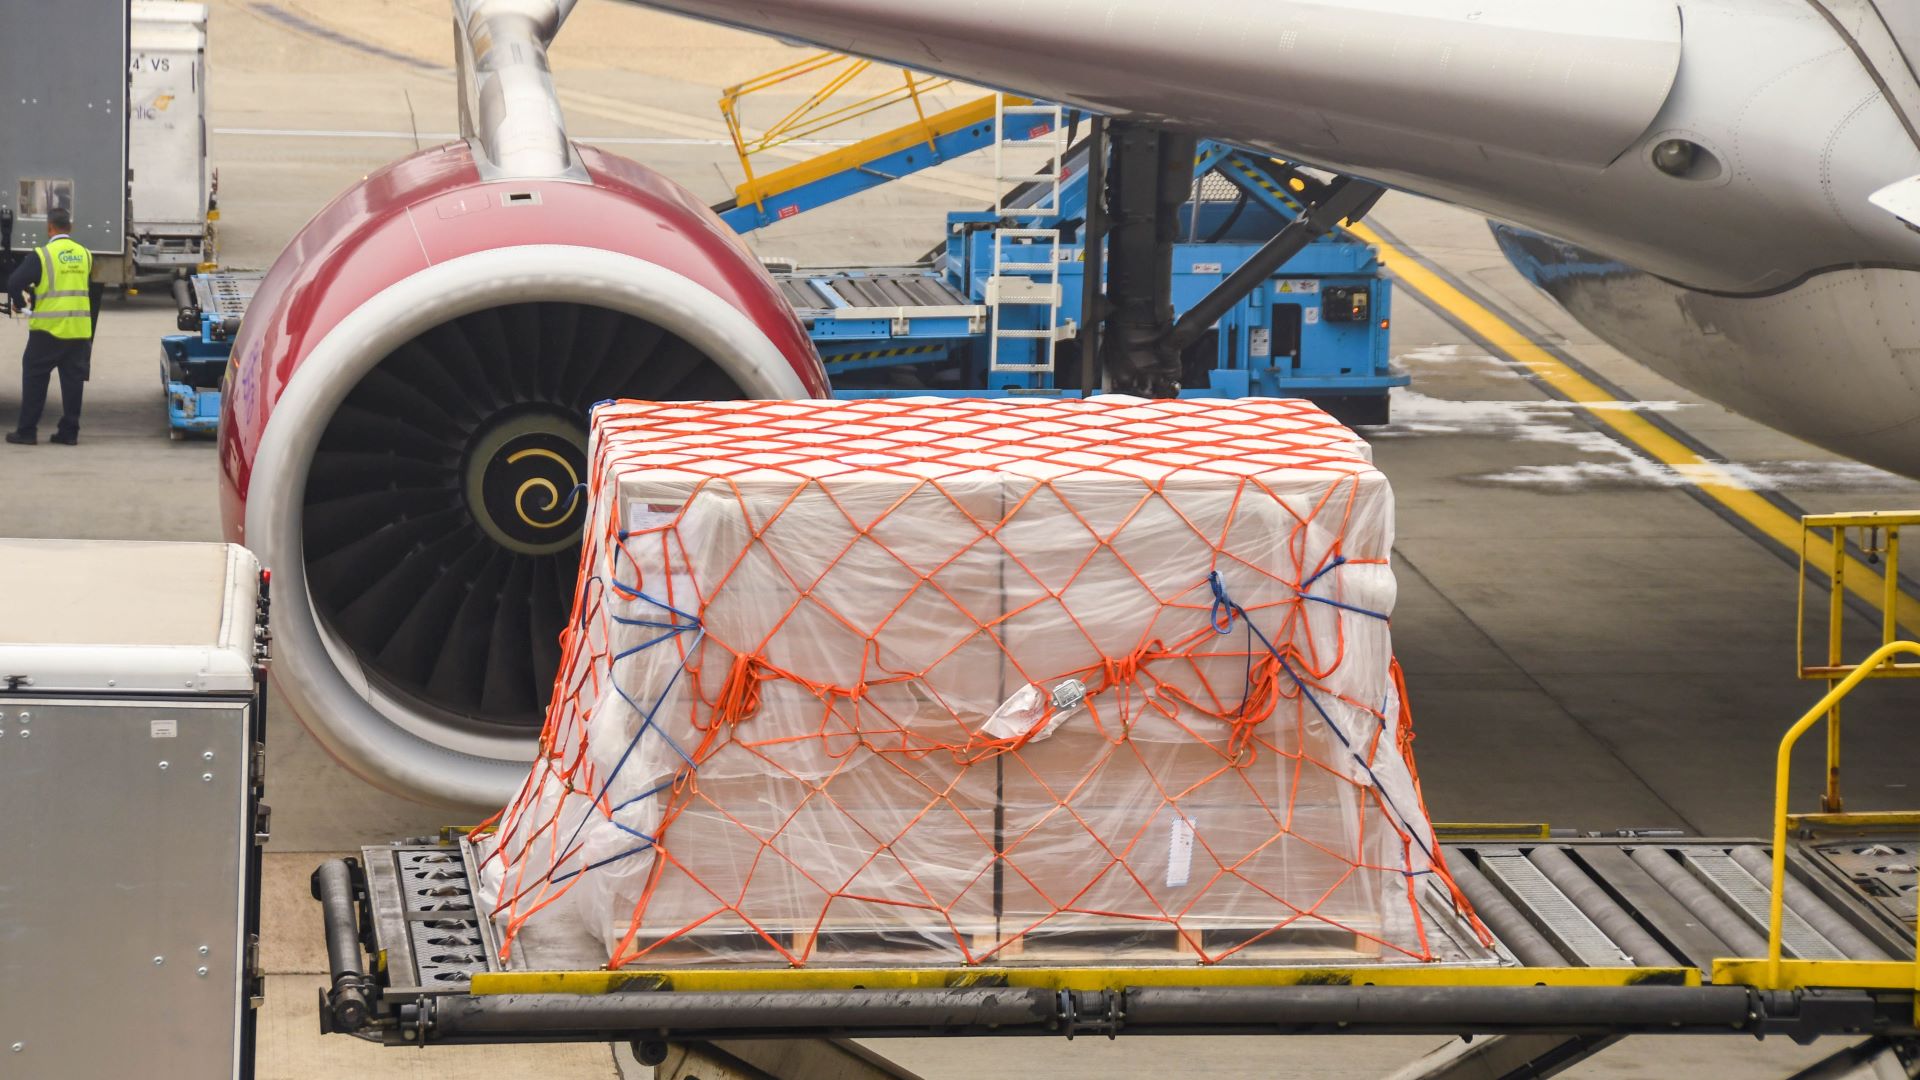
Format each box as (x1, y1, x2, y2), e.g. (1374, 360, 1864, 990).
(474, 397, 1484, 969)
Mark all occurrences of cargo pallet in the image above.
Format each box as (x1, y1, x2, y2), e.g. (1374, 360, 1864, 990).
(313, 514, 1920, 1079)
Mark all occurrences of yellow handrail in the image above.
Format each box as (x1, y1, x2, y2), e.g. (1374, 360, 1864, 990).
(719, 53, 954, 213)
(1796, 512, 1920, 812)
(1766, 638, 1920, 986)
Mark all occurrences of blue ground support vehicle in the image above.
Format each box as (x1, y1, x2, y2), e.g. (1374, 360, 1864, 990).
(724, 120, 1406, 421)
(160, 271, 258, 438)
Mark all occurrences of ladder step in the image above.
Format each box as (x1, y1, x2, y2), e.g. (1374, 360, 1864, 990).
(995, 229, 1060, 239)
(987, 279, 1061, 304)
(991, 323, 1077, 339)
(994, 262, 1057, 273)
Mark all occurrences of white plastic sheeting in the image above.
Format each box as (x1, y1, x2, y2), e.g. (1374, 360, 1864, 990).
(475, 397, 1476, 969)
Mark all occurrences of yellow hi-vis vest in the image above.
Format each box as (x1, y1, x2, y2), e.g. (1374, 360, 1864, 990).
(30, 235, 93, 340)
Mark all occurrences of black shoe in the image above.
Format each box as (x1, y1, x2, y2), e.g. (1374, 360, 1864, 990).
(3, 431, 33, 445)
(49, 432, 76, 445)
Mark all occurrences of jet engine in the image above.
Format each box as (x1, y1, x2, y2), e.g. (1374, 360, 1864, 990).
(217, 139, 826, 807)
(217, 0, 827, 807)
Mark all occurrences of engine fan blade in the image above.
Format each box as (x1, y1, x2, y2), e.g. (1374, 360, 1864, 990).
(501, 305, 544, 403)
(535, 302, 579, 404)
(379, 340, 490, 428)
(422, 318, 511, 413)
(461, 306, 521, 406)
(346, 367, 473, 442)
(637, 336, 714, 401)
(528, 550, 566, 703)
(333, 525, 482, 656)
(318, 404, 465, 464)
(303, 490, 462, 564)
(558, 304, 626, 406)
(661, 352, 745, 400)
(481, 556, 538, 716)
(375, 532, 495, 685)
(305, 450, 453, 506)
(578, 317, 669, 404)
(427, 547, 514, 712)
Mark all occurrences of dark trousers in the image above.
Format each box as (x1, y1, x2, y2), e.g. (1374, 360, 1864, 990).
(14, 334, 89, 439)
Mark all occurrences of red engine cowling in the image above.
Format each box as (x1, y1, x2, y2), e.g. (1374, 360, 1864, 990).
(220, 140, 826, 808)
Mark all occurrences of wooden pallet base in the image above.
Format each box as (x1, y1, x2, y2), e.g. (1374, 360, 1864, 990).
(618, 917, 1388, 967)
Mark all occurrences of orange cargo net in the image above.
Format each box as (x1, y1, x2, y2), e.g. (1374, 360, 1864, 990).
(474, 397, 1487, 969)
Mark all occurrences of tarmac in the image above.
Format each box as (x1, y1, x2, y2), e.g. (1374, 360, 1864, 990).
(3, 1, 1919, 1076)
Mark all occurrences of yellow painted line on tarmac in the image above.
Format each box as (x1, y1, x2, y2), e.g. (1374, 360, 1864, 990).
(1345, 220, 1920, 634)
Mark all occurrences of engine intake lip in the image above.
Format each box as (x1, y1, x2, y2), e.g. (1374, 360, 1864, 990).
(248, 243, 813, 808)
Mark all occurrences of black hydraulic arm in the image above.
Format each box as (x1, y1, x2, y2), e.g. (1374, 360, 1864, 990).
(1077, 115, 1108, 391)
(172, 275, 201, 331)
(1163, 176, 1384, 356)
(1099, 122, 1196, 396)
(312, 858, 374, 1034)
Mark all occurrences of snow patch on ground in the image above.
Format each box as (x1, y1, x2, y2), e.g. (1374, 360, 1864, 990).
(1373, 390, 1903, 493)
(1372, 391, 1690, 444)
(1482, 458, 1904, 492)
(1393, 343, 1528, 378)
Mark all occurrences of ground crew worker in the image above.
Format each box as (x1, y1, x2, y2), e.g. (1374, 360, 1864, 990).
(6, 207, 95, 445)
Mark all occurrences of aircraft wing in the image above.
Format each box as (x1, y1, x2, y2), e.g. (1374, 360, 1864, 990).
(619, 0, 1683, 185)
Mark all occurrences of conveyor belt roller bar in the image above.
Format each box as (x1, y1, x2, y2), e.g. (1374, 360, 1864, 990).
(1683, 850, 1847, 959)
(324, 833, 1920, 1044)
(1475, 848, 1628, 967)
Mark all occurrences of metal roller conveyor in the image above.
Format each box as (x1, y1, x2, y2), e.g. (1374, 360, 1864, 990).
(320, 830, 1920, 1051)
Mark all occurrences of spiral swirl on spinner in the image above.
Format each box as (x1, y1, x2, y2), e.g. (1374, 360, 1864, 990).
(507, 447, 581, 530)
(478, 443, 585, 550)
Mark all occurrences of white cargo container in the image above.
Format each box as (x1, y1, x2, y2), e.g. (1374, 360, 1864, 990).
(0, 539, 268, 1078)
(130, 1, 211, 273)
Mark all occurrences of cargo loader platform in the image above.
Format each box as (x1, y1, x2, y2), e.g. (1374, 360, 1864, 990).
(316, 820, 1920, 1047)
(311, 514, 1920, 1079)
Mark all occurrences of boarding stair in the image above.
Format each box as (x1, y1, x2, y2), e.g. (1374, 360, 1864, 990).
(713, 51, 1053, 233)
(985, 98, 1072, 374)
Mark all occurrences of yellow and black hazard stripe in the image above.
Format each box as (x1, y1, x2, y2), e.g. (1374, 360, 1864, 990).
(1223, 156, 1306, 214)
(822, 344, 946, 364)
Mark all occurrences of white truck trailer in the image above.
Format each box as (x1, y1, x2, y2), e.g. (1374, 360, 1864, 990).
(130, 0, 214, 276)
(0, 0, 212, 287)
